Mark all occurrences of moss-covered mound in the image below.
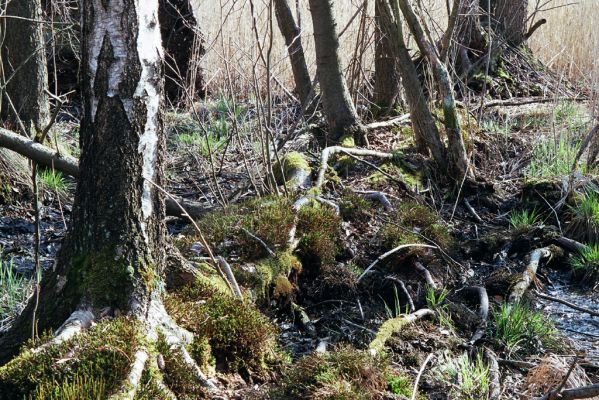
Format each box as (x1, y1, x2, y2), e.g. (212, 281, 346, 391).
(165, 275, 280, 375)
(271, 346, 392, 400)
(0, 318, 143, 400)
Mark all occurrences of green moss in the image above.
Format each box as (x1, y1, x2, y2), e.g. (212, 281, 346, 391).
(369, 316, 413, 354)
(366, 162, 423, 191)
(0, 318, 143, 400)
(273, 152, 311, 187)
(340, 192, 374, 222)
(297, 204, 342, 266)
(134, 361, 172, 400)
(194, 196, 295, 260)
(165, 277, 279, 374)
(272, 346, 389, 399)
(236, 251, 302, 301)
(378, 201, 453, 255)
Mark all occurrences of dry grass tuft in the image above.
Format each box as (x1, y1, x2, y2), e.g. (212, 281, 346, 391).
(525, 354, 599, 399)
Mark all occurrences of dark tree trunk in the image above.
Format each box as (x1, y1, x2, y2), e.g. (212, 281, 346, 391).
(382, 0, 447, 168)
(159, 0, 205, 105)
(491, 0, 528, 46)
(308, 0, 362, 141)
(373, 0, 401, 114)
(0, 0, 50, 133)
(0, 0, 165, 364)
(274, 0, 313, 108)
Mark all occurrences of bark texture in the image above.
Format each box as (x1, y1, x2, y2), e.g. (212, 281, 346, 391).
(308, 0, 361, 141)
(0, 0, 165, 365)
(491, 0, 528, 46)
(159, 0, 205, 104)
(374, 0, 401, 113)
(0, 0, 50, 133)
(274, 0, 312, 108)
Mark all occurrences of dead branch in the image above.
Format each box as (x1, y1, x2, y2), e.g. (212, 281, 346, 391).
(414, 261, 437, 289)
(355, 190, 395, 211)
(465, 286, 489, 344)
(485, 348, 501, 400)
(241, 227, 276, 257)
(554, 236, 588, 253)
(357, 244, 437, 282)
(412, 353, 433, 400)
(480, 96, 587, 109)
(464, 197, 483, 223)
(217, 256, 243, 299)
(533, 384, 599, 400)
(315, 146, 394, 189)
(0, 127, 213, 220)
(364, 113, 411, 130)
(508, 247, 552, 304)
(385, 275, 415, 312)
(534, 290, 599, 317)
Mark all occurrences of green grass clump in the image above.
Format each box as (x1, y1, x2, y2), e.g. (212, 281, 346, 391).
(0, 317, 143, 400)
(433, 353, 489, 400)
(272, 346, 389, 399)
(567, 190, 599, 244)
(0, 259, 33, 330)
(527, 136, 579, 179)
(165, 277, 279, 374)
(296, 204, 342, 266)
(509, 209, 541, 232)
(378, 201, 452, 256)
(39, 168, 70, 193)
(493, 303, 559, 356)
(569, 245, 599, 287)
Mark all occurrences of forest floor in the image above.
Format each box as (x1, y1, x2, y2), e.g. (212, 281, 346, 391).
(1, 94, 599, 399)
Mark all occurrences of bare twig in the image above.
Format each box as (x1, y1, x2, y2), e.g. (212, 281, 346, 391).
(357, 244, 437, 282)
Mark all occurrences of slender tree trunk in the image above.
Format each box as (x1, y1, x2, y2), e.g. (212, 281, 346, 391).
(308, 0, 362, 141)
(373, 0, 401, 115)
(274, 0, 312, 108)
(0, 0, 50, 133)
(159, 0, 204, 105)
(0, 0, 165, 364)
(398, 0, 470, 178)
(383, 0, 447, 168)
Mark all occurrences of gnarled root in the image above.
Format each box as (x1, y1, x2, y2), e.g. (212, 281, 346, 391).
(32, 308, 95, 354)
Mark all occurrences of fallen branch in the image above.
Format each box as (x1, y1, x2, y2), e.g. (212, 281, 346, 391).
(480, 96, 587, 109)
(241, 228, 275, 257)
(554, 236, 588, 253)
(357, 244, 437, 282)
(485, 349, 501, 400)
(369, 308, 434, 354)
(359, 190, 395, 211)
(464, 197, 483, 223)
(533, 384, 599, 400)
(509, 247, 552, 304)
(0, 127, 213, 220)
(315, 146, 393, 189)
(411, 353, 433, 400)
(364, 113, 411, 130)
(414, 261, 437, 289)
(465, 286, 489, 344)
(534, 290, 599, 317)
(217, 256, 243, 299)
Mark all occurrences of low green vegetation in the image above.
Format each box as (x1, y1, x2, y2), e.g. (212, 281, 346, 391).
(567, 190, 599, 244)
(433, 353, 489, 400)
(425, 287, 453, 330)
(509, 209, 541, 232)
(569, 244, 599, 286)
(527, 135, 579, 179)
(493, 303, 558, 356)
(165, 275, 280, 375)
(39, 168, 70, 193)
(0, 318, 142, 400)
(378, 201, 452, 257)
(271, 346, 392, 399)
(0, 259, 33, 330)
(296, 203, 342, 266)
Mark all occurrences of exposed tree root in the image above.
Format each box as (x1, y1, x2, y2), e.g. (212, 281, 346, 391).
(369, 308, 434, 354)
(217, 256, 243, 299)
(32, 309, 95, 353)
(109, 349, 148, 400)
(414, 262, 437, 289)
(0, 127, 213, 220)
(554, 236, 587, 253)
(357, 244, 437, 282)
(385, 275, 415, 312)
(464, 286, 489, 344)
(509, 247, 553, 304)
(485, 348, 501, 400)
(315, 146, 394, 189)
(358, 190, 395, 211)
(364, 113, 410, 130)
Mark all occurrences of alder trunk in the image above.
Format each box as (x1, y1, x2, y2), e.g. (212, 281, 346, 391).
(373, 0, 401, 114)
(0, 0, 166, 364)
(308, 0, 361, 141)
(0, 0, 50, 133)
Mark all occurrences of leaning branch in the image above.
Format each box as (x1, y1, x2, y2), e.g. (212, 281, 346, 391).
(0, 127, 213, 220)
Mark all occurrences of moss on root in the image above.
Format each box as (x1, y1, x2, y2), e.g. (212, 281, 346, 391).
(0, 318, 143, 400)
(273, 152, 312, 188)
(165, 276, 280, 375)
(271, 346, 391, 400)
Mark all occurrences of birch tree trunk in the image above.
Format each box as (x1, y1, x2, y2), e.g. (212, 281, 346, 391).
(0, 0, 166, 363)
(0, 0, 50, 133)
(274, 0, 313, 108)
